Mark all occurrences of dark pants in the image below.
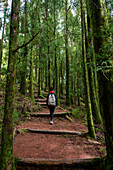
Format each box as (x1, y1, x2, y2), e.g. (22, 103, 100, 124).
(48, 106, 55, 121)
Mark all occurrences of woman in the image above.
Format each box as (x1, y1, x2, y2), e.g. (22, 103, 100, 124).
(47, 87, 58, 124)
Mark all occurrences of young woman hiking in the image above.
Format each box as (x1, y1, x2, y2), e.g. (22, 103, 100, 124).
(47, 87, 58, 124)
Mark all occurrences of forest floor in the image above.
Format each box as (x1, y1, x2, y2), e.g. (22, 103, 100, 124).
(14, 98, 106, 160)
(0, 87, 106, 163)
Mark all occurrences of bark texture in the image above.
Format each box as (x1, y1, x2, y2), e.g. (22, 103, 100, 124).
(88, 0, 113, 168)
(54, 0, 59, 102)
(29, 47, 34, 101)
(20, 0, 28, 94)
(80, 0, 96, 139)
(0, 0, 8, 79)
(0, 0, 20, 169)
(65, 0, 70, 105)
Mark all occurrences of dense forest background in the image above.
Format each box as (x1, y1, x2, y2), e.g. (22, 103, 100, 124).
(0, 0, 113, 169)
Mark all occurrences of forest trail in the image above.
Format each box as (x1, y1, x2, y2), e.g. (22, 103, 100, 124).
(14, 96, 106, 169)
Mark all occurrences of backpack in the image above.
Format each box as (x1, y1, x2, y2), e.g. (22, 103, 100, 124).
(48, 93, 56, 106)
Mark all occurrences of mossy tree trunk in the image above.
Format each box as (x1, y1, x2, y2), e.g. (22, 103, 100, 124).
(0, 0, 8, 80)
(38, 48, 41, 97)
(20, 0, 28, 94)
(44, 59, 48, 91)
(87, 56, 102, 124)
(38, 6, 41, 97)
(99, 73, 113, 169)
(54, 0, 59, 102)
(80, 0, 96, 139)
(73, 71, 77, 106)
(35, 54, 38, 81)
(73, 50, 77, 106)
(60, 55, 64, 96)
(29, 47, 34, 101)
(70, 54, 74, 104)
(85, 1, 102, 124)
(65, 0, 70, 105)
(88, 0, 113, 168)
(28, 44, 34, 93)
(29, 0, 36, 101)
(46, 0, 51, 89)
(41, 66, 44, 90)
(77, 71, 80, 106)
(0, 0, 20, 169)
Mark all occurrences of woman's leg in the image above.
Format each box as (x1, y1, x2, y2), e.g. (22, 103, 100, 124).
(49, 106, 55, 122)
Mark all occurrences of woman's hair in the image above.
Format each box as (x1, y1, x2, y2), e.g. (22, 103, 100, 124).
(50, 87, 53, 91)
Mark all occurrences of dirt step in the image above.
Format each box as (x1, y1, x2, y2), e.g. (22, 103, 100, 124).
(19, 128, 88, 137)
(16, 116, 88, 134)
(37, 102, 46, 105)
(15, 157, 103, 169)
(30, 112, 71, 116)
(35, 98, 46, 102)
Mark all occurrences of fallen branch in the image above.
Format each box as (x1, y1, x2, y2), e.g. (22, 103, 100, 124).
(65, 115, 74, 122)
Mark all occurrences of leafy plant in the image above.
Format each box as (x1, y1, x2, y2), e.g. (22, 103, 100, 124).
(99, 148, 105, 153)
(72, 108, 80, 118)
(13, 109, 19, 122)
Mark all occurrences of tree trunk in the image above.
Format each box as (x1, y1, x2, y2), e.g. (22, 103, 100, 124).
(60, 56, 64, 96)
(88, 0, 113, 168)
(38, 48, 41, 97)
(0, 0, 8, 80)
(46, 0, 51, 89)
(70, 55, 74, 104)
(54, 0, 59, 102)
(65, 0, 70, 105)
(29, 47, 34, 101)
(44, 54, 48, 91)
(0, 0, 20, 169)
(77, 71, 80, 106)
(100, 73, 113, 169)
(20, 0, 28, 94)
(85, 1, 102, 124)
(41, 66, 44, 90)
(35, 54, 38, 81)
(80, 0, 96, 139)
(38, 7, 42, 97)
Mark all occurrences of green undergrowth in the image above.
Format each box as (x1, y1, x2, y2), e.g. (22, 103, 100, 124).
(17, 128, 28, 135)
(72, 107, 87, 122)
(0, 87, 41, 128)
(64, 105, 87, 124)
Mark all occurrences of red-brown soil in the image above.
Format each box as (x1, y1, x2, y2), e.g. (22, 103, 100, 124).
(16, 116, 87, 132)
(14, 107, 106, 160)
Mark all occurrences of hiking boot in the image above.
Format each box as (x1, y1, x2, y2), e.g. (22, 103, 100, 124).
(50, 120, 53, 125)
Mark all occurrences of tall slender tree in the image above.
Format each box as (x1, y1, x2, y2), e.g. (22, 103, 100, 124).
(60, 54, 64, 96)
(0, 0, 8, 80)
(80, 0, 96, 139)
(0, 0, 20, 169)
(20, 0, 28, 94)
(85, 1, 102, 124)
(54, 0, 59, 101)
(38, 0, 42, 97)
(29, 47, 34, 100)
(65, 0, 70, 105)
(29, 0, 36, 100)
(46, 0, 51, 89)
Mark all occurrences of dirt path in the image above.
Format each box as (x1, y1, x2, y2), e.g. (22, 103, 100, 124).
(14, 100, 106, 161)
